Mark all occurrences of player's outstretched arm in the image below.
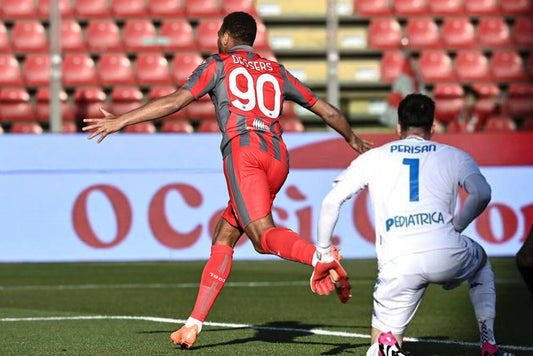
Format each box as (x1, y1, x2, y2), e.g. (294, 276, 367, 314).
(453, 174, 491, 232)
(82, 89, 195, 143)
(309, 99, 372, 154)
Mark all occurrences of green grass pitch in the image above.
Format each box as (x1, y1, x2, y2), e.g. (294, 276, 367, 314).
(1, 257, 532, 355)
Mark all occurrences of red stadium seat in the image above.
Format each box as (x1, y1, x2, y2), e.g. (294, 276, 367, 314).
(10, 122, 43, 134)
(1, 0, 37, 19)
(0, 88, 34, 122)
(455, 50, 491, 82)
(280, 118, 304, 132)
(471, 83, 500, 98)
(521, 118, 533, 131)
(464, 0, 499, 15)
(405, 17, 440, 49)
(62, 54, 99, 86)
(441, 17, 476, 49)
(111, 0, 148, 18)
(368, 18, 402, 50)
(134, 52, 172, 85)
(196, 18, 223, 53)
(254, 21, 270, 50)
(148, 85, 187, 119)
(527, 53, 533, 78)
(197, 119, 219, 133)
(0, 22, 11, 52)
(354, 0, 392, 16)
(97, 53, 135, 86)
(428, 0, 464, 15)
(380, 51, 406, 83)
(110, 86, 143, 115)
(34, 87, 74, 122)
(392, 0, 429, 16)
(123, 20, 159, 52)
(73, 0, 111, 18)
(484, 116, 516, 132)
(418, 50, 456, 82)
(62, 121, 78, 133)
(11, 21, 48, 53)
(281, 101, 297, 119)
(37, 0, 74, 19)
(147, 0, 185, 17)
(161, 119, 194, 133)
(490, 50, 527, 82)
(477, 17, 512, 48)
(86, 20, 123, 52)
(184, 0, 220, 17)
(60, 20, 86, 52)
(500, 0, 533, 15)
(505, 83, 533, 116)
(23, 53, 50, 86)
(159, 19, 196, 51)
(433, 83, 464, 123)
(171, 51, 203, 85)
(123, 121, 156, 133)
(187, 96, 216, 120)
(73, 86, 107, 120)
(0, 54, 23, 86)
(513, 18, 533, 48)
(221, 0, 257, 15)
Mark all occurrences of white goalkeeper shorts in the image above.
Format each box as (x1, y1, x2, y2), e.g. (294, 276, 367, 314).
(371, 235, 486, 335)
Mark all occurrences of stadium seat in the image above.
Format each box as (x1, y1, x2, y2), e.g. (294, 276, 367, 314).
(405, 18, 441, 49)
(148, 86, 187, 119)
(280, 118, 304, 132)
(110, 86, 143, 115)
(521, 118, 533, 131)
(37, 0, 74, 19)
(73, 86, 107, 120)
(123, 121, 157, 133)
(123, 20, 159, 52)
(10, 122, 43, 134)
(23, 53, 50, 86)
(392, 0, 429, 16)
(159, 19, 196, 51)
(505, 83, 533, 116)
(161, 119, 194, 133)
(147, 0, 185, 17)
(60, 20, 86, 52)
(464, 0, 499, 15)
(0, 88, 34, 122)
(97, 53, 135, 86)
(380, 51, 406, 83)
(281, 101, 297, 119)
(86, 20, 123, 52)
(34, 87, 74, 122)
(513, 18, 533, 48)
(354, 0, 392, 16)
(484, 116, 516, 132)
(367, 18, 402, 50)
(0, 22, 11, 52)
(428, 0, 464, 15)
(171, 51, 203, 85)
(455, 50, 491, 82)
(477, 17, 512, 48)
(111, 0, 148, 18)
(62, 54, 99, 86)
(441, 17, 476, 49)
(471, 83, 500, 98)
(184, 0, 221, 17)
(187, 96, 216, 120)
(197, 119, 219, 132)
(196, 18, 223, 53)
(418, 50, 456, 82)
(490, 50, 527, 82)
(500, 0, 533, 15)
(433, 83, 464, 123)
(62, 121, 78, 133)
(254, 21, 270, 50)
(0, 54, 24, 86)
(11, 21, 48, 53)
(527, 53, 533, 78)
(221, 0, 257, 15)
(134, 52, 172, 85)
(1, 0, 37, 19)
(73, 0, 111, 18)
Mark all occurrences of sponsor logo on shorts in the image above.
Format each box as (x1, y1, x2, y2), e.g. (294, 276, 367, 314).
(385, 211, 445, 231)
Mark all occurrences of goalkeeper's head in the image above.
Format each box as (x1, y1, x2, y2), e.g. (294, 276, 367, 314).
(397, 93, 435, 139)
(218, 12, 257, 53)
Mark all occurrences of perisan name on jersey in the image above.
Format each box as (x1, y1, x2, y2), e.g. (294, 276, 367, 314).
(390, 144, 437, 153)
(385, 212, 445, 231)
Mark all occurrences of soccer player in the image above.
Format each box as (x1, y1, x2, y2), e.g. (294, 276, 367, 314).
(83, 11, 371, 349)
(315, 94, 514, 356)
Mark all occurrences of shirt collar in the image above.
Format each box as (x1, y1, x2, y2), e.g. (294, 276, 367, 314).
(229, 45, 255, 52)
(405, 135, 426, 141)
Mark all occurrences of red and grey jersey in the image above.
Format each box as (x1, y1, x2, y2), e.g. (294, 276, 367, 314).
(182, 45, 318, 162)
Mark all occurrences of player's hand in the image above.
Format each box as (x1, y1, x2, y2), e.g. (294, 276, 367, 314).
(348, 133, 373, 154)
(310, 246, 352, 303)
(82, 107, 123, 143)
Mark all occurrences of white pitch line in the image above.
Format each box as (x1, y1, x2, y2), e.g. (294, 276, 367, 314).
(1, 315, 532, 352)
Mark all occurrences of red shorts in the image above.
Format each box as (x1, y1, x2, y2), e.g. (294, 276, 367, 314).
(222, 145, 289, 229)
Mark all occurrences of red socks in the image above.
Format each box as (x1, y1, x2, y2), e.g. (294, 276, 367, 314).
(260, 227, 316, 266)
(190, 244, 234, 322)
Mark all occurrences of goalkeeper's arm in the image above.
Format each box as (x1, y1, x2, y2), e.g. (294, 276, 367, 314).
(453, 174, 492, 233)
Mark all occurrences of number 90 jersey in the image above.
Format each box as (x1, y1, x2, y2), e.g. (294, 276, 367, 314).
(182, 45, 318, 159)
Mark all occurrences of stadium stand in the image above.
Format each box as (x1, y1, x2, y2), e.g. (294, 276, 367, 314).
(110, 86, 144, 115)
(484, 116, 517, 132)
(441, 17, 476, 49)
(111, 0, 148, 19)
(433, 83, 464, 124)
(134, 52, 172, 85)
(455, 50, 491, 82)
(196, 18, 223, 53)
(23, 53, 51, 86)
(380, 50, 407, 83)
(354, 0, 392, 16)
(392, 0, 430, 16)
(477, 17, 512, 48)
(280, 118, 305, 132)
(123, 121, 157, 133)
(123, 20, 159, 52)
(184, 0, 221, 18)
(0, 0, 37, 19)
(171, 51, 203, 85)
(404, 17, 441, 49)
(11, 21, 48, 53)
(97, 53, 135, 86)
(159, 19, 197, 51)
(34, 88, 73, 122)
(464, 0, 500, 15)
(161, 119, 194, 133)
(490, 50, 528, 82)
(147, 0, 185, 18)
(73, 86, 107, 120)
(428, 0, 464, 16)
(0, 22, 10, 53)
(197, 119, 220, 133)
(73, 0, 111, 19)
(62, 53, 99, 86)
(0, 88, 34, 122)
(221, 0, 257, 15)
(60, 20, 86, 52)
(418, 50, 456, 82)
(513, 18, 533, 48)
(37, 0, 74, 19)
(10, 121, 44, 134)
(499, 0, 533, 15)
(86, 20, 123, 52)
(0, 54, 24, 86)
(505, 83, 533, 117)
(367, 18, 402, 50)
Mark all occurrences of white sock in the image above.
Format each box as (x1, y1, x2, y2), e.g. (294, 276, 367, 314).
(469, 260, 496, 345)
(185, 317, 203, 333)
(366, 342, 379, 356)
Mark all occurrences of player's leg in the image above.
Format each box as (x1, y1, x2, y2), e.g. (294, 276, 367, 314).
(170, 216, 243, 348)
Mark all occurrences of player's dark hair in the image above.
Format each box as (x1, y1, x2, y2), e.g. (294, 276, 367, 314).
(220, 11, 257, 46)
(398, 93, 435, 134)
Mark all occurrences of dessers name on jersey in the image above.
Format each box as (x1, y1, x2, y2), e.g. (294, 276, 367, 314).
(232, 55, 273, 72)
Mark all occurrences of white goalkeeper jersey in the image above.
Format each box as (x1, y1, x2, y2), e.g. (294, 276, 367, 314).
(318, 135, 483, 264)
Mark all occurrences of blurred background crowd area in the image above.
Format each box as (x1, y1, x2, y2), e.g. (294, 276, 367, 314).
(0, 0, 531, 134)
